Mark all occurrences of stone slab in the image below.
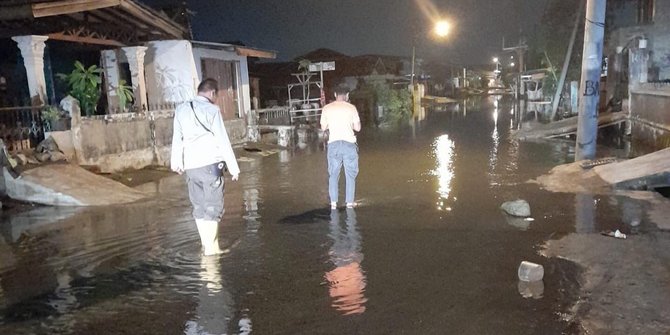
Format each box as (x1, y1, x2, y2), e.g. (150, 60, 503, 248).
(594, 147, 670, 185)
(3, 164, 147, 206)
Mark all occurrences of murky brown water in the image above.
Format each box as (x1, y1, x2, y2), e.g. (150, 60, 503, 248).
(0, 97, 652, 334)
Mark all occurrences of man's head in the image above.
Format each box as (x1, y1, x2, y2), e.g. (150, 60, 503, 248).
(197, 78, 218, 103)
(334, 85, 350, 101)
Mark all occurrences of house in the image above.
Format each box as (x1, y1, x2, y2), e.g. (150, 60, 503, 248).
(0, 0, 275, 172)
(605, 0, 670, 149)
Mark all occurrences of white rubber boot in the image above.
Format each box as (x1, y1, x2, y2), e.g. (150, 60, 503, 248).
(195, 219, 223, 256)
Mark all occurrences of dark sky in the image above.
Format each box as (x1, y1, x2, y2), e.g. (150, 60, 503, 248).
(143, 0, 549, 65)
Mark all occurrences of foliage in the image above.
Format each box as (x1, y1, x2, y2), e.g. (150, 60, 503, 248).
(527, 0, 583, 98)
(56, 61, 102, 116)
(41, 105, 66, 131)
(115, 79, 134, 111)
(41, 105, 62, 123)
(370, 82, 412, 125)
(297, 59, 312, 73)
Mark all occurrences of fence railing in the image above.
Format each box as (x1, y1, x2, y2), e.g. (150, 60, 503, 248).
(0, 106, 46, 152)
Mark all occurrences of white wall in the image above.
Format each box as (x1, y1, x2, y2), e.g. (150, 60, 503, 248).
(145, 40, 199, 105)
(192, 46, 251, 119)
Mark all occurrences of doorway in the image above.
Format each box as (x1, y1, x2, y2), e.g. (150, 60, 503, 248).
(201, 58, 240, 120)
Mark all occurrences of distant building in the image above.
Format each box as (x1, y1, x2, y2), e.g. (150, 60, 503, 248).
(250, 48, 410, 107)
(604, 0, 670, 149)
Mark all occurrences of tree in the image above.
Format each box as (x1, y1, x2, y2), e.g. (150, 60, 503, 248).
(527, 0, 584, 97)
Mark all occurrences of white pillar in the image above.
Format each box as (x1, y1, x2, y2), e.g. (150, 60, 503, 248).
(12, 35, 48, 106)
(122, 46, 148, 111)
(101, 49, 121, 113)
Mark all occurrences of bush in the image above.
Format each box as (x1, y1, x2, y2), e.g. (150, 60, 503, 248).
(57, 61, 102, 116)
(370, 83, 411, 125)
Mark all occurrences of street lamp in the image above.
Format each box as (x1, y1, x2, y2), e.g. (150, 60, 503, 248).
(411, 19, 451, 88)
(434, 20, 450, 38)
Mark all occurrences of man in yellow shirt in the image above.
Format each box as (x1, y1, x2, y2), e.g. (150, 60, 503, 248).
(320, 85, 361, 209)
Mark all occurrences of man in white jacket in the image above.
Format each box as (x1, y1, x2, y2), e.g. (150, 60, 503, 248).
(171, 78, 240, 256)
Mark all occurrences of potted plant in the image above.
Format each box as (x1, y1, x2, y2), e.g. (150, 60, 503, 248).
(115, 79, 134, 112)
(57, 61, 102, 116)
(41, 105, 70, 131)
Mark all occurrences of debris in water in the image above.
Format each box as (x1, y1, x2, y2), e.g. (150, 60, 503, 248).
(602, 229, 627, 239)
(579, 157, 617, 169)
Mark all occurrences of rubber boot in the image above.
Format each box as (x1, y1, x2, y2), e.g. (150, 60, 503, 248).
(195, 219, 223, 256)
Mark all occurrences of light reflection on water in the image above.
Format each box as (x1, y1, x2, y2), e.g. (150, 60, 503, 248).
(325, 208, 367, 315)
(431, 134, 456, 211)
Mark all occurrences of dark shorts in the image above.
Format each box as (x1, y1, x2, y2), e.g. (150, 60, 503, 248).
(185, 165, 225, 221)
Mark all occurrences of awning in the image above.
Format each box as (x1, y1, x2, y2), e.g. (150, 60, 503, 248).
(0, 0, 187, 46)
(191, 40, 277, 59)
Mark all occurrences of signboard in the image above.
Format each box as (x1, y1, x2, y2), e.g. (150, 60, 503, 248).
(309, 61, 335, 72)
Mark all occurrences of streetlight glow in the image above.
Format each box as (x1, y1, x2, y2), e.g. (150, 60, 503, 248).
(434, 20, 450, 37)
(492, 57, 499, 63)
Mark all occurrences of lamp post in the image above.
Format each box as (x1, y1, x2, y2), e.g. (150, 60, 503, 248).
(410, 19, 451, 89)
(493, 57, 501, 79)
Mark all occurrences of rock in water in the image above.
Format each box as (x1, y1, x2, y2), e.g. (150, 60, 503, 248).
(49, 151, 67, 162)
(501, 199, 531, 217)
(36, 136, 59, 153)
(14, 153, 28, 165)
(35, 152, 51, 162)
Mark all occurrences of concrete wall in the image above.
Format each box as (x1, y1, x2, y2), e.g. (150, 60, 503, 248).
(63, 111, 246, 173)
(629, 85, 670, 149)
(74, 111, 174, 173)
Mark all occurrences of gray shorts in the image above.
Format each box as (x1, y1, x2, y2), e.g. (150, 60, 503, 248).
(185, 165, 225, 221)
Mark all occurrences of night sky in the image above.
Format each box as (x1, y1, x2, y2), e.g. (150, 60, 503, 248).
(143, 0, 549, 65)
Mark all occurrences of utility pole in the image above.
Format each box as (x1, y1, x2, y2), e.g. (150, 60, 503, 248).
(550, 1, 585, 121)
(503, 37, 528, 99)
(575, 0, 607, 161)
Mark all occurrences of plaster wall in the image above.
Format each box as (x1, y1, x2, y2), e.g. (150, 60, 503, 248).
(610, 2, 670, 80)
(145, 40, 199, 105)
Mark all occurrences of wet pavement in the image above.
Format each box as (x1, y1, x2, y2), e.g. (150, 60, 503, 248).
(0, 97, 662, 334)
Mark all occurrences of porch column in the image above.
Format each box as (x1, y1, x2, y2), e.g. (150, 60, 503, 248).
(101, 49, 121, 113)
(629, 45, 650, 88)
(122, 46, 148, 111)
(12, 35, 48, 106)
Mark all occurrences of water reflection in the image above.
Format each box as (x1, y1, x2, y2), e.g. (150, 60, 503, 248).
(518, 280, 544, 300)
(431, 134, 456, 211)
(575, 193, 596, 233)
(184, 256, 234, 334)
(489, 98, 500, 173)
(325, 208, 367, 315)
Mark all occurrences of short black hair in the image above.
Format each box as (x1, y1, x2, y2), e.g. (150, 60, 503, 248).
(198, 78, 218, 94)
(334, 85, 350, 96)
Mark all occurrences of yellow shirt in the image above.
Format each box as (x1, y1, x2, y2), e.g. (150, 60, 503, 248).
(320, 101, 360, 143)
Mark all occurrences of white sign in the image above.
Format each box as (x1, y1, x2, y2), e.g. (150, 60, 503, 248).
(309, 61, 336, 72)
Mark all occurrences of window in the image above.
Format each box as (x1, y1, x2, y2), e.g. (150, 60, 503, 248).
(637, 0, 654, 24)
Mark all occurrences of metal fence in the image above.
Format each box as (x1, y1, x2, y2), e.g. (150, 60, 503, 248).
(0, 106, 46, 152)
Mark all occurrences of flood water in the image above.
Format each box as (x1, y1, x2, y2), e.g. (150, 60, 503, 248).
(0, 96, 652, 334)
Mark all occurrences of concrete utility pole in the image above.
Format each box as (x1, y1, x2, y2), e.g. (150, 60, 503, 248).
(575, 0, 607, 161)
(503, 37, 528, 99)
